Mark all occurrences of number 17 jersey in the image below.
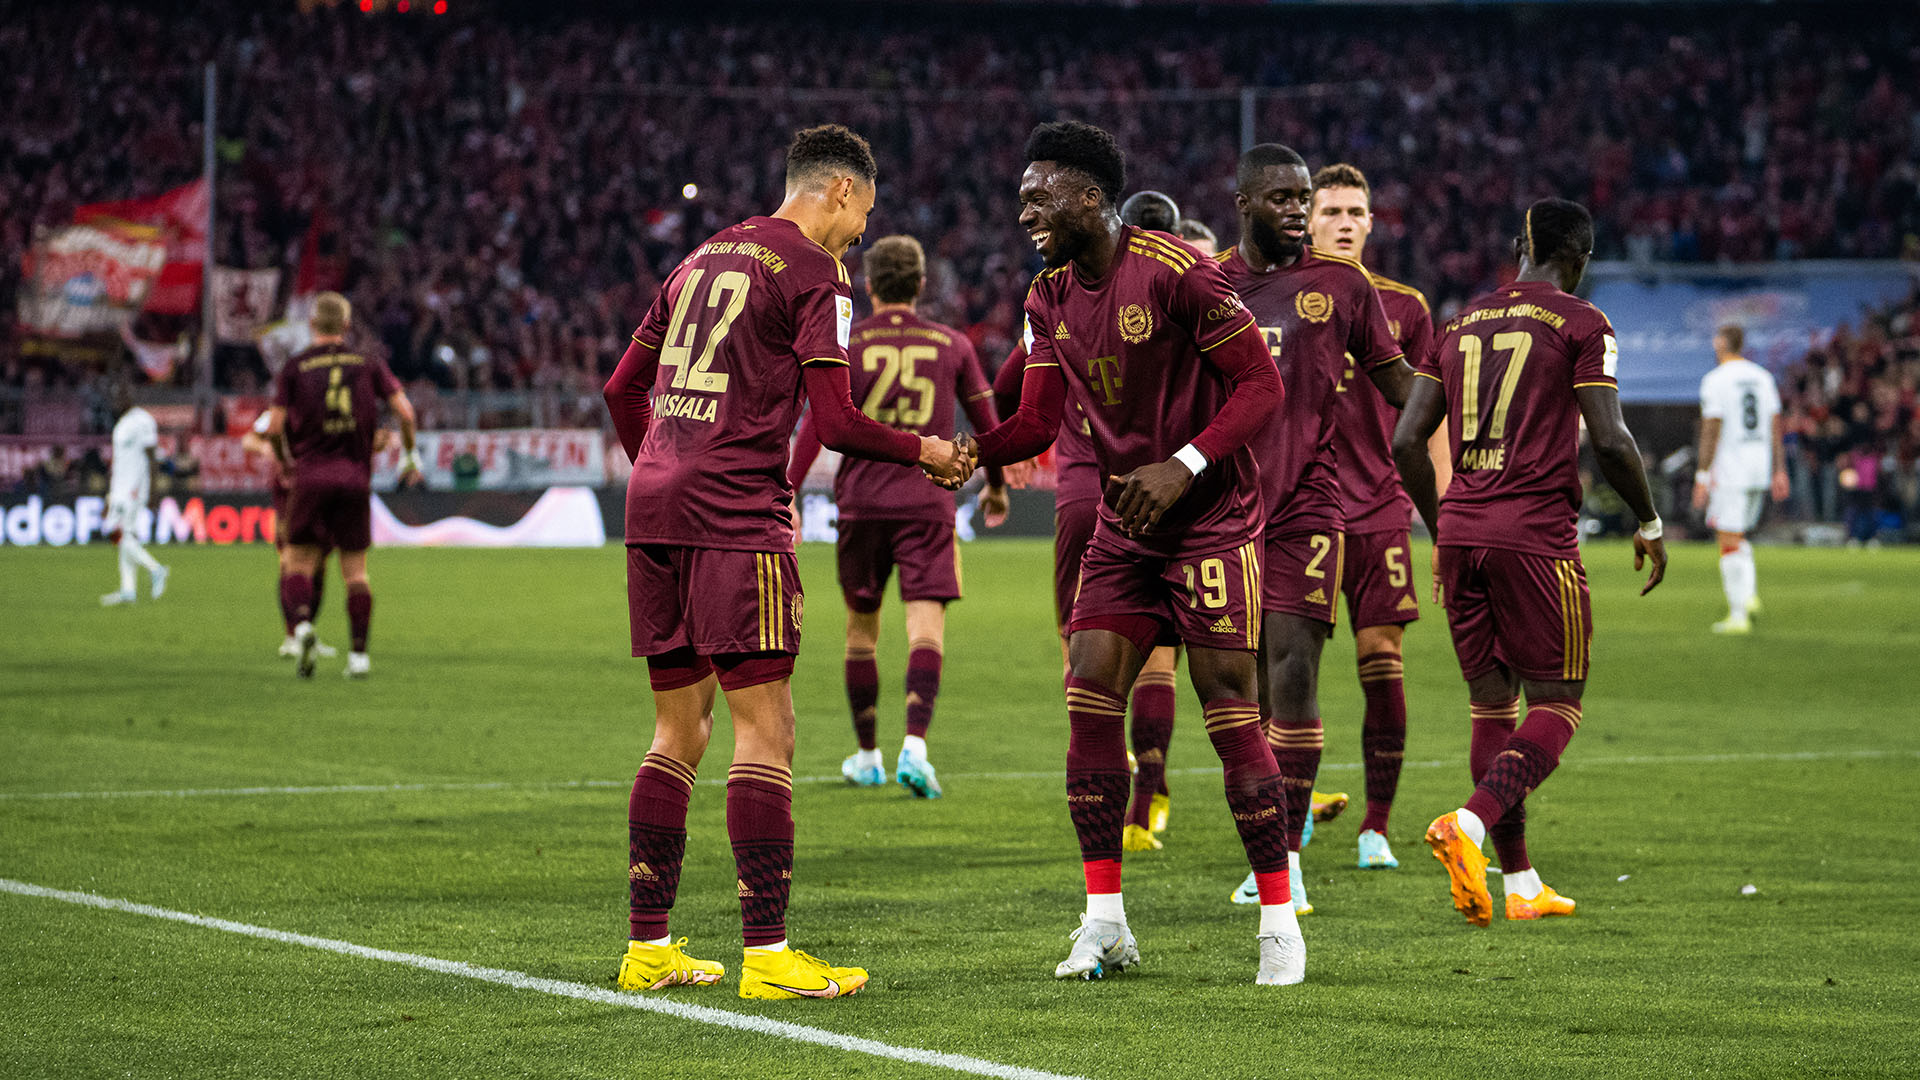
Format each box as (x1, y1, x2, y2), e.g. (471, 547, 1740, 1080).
(1418, 279, 1619, 559)
(627, 215, 854, 552)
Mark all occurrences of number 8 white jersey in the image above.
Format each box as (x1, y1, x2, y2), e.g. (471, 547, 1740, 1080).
(1699, 358, 1781, 490)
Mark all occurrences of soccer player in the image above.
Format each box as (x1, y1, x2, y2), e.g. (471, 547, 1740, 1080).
(1218, 146, 1414, 915)
(1393, 198, 1668, 927)
(267, 292, 421, 680)
(1177, 219, 1219, 258)
(99, 385, 169, 606)
(242, 411, 337, 660)
(972, 121, 1305, 985)
(784, 233, 1008, 798)
(1118, 190, 1180, 234)
(1310, 162, 1454, 869)
(1693, 324, 1787, 634)
(604, 126, 972, 999)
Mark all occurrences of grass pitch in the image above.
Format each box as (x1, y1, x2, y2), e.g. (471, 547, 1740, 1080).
(2, 538, 1917, 1078)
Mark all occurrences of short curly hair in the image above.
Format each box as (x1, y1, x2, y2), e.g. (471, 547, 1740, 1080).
(786, 124, 877, 189)
(1024, 121, 1126, 207)
(862, 235, 926, 305)
(1524, 198, 1594, 265)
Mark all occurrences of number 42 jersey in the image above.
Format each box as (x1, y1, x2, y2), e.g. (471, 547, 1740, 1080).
(627, 216, 855, 552)
(1417, 279, 1619, 559)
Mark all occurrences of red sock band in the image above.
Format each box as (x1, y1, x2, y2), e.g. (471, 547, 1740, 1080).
(1083, 858, 1122, 895)
(1254, 868, 1292, 906)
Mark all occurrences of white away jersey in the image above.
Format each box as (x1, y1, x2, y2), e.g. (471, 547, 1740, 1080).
(110, 406, 159, 501)
(1700, 359, 1781, 487)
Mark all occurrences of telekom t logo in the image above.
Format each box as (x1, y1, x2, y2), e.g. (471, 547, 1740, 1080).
(1087, 355, 1124, 405)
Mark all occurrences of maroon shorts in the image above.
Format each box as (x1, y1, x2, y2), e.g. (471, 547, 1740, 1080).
(1261, 529, 1344, 627)
(1068, 525, 1262, 653)
(1437, 546, 1591, 682)
(285, 482, 371, 552)
(1341, 529, 1420, 630)
(627, 545, 802, 657)
(835, 518, 961, 613)
(1053, 497, 1099, 632)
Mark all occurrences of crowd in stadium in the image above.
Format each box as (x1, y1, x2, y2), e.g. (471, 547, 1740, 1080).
(2, 2, 1915, 400)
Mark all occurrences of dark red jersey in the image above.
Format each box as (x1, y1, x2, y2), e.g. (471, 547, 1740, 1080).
(1021, 227, 1264, 557)
(834, 310, 994, 523)
(625, 216, 854, 551)
(274, 344, 402, 490)
(1334, 273, 1432, 534)
(1419, 279, 1619, 558)
(1219, 245, 1402, 535)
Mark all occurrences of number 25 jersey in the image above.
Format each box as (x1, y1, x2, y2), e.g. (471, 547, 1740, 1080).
(627, 216, 853, 552)
(1417, 279, 1618, 558)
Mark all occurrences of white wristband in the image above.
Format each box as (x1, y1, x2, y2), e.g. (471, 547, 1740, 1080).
(1636, 515, 1663, 541)
(1694, 470, 1711, 488)
(402, 449, 423, 473)
(1172, 444, 1208, 476)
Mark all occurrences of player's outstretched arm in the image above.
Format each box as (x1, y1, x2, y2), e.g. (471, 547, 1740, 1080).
(603, 337, 659, 462)
(801, 364, 970, 487)
(1577, 384, 1667, 595)
(786, 411, 823, 492)
(1391, 375, 1446, 542)
(972, 355, 1065, 469)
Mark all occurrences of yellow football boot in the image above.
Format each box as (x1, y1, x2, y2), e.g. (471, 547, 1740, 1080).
(1424, 812, 1492, 927)
(616, 938, 725, 990)
(739, 947, 868, 1000)
(1310, 789, 1349, 823)
(1506, 884, 1577, 921)
(1148, 792, 1171, 834)
(1122, 823, 1162, 851)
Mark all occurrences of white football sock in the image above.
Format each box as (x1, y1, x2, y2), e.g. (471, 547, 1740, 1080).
(1286, 850, 1305, 905)
(1719, 548, 1746, 619)
(1503, 867, 1543, 899)
(744, 938, 788, 954)
(117, 543, 136, 595)
(1454, 808, 1488, 848)
(900, 734, 927, 760)
(1259, 899, 1301, 936)
(1086, 891, 1126, 923)
(644, 935, 672, 947)
(855, 747, 881, 769)
(1738, 540, 1758, 604)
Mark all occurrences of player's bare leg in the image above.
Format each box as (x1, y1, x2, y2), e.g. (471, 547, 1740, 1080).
(1258, 611, 1331, 913)
(1713, 529, 1755, 633)
(1124, 645, 1179, 851)
(725, 668, 867, 998)
(1353, 623, 1407, 868)
(841, 608, 885, 786)
(896, 599, 947, 797)
(620, 662, 724, 990)
(338, 548, 373, 678)
(1187, 643, 1304, 985)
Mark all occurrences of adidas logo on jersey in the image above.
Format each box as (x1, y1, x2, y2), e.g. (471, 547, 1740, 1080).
(1055, 321, 1071, 340)
(1305, 588, 1327, 605)
(1397, 595, 1419, 612)
(1209, 615, 1237, 634)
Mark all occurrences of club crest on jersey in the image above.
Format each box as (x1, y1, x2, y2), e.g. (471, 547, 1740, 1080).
(1117, 303, 1154, 344)
(1295, 291, 1333, 324)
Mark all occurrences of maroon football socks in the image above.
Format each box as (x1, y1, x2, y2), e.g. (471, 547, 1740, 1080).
(1357, 651, 1407, 834)
(279, 573, 314, 625)
(1064, 676, 1131, 883)
(1463, 699, 1581, 834)
(727, 762, 794, 948)
(627, 752, 695, 941)
(1266, 714, 1323, 851)
(345, 583, 371, 653)
(903, 642, 942, 739)
(1125, 671, 1176, 831)
(845, 649, 879, 751)
(1205, 699, 1291, 898)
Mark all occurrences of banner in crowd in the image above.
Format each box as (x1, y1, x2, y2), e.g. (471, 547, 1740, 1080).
(16, 222, 168, 339)
(1590, 262, 1917, 403)
(371, 429, 606, 490)
(73, 179, 209, 315)
(211, 267, 282, 344)
(0, 494, 276, 547)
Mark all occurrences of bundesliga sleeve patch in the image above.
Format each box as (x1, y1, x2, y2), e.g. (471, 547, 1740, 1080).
(1603, 334, 1619, 378)
(1022, 315, 1035, 352)
(836, 295, 853, 348)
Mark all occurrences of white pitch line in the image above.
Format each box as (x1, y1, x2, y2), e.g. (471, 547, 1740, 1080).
(3, 748, 1911, 803)
(0, 877, 1087, 1080)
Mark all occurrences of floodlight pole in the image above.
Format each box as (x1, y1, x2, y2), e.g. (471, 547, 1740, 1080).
(197, 61, 217, 413)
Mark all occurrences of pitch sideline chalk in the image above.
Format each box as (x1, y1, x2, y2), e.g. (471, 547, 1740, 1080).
(0, 877, 1087, 1080)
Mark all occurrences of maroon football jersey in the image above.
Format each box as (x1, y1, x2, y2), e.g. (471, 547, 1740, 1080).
(836, 310, 992, 523)
(275, 344, 402, 489)
(1219, 245, 1402, 535)
(1022, 226, 1264, 557)
(1418, 279, 1619, 558)
(1334, 273, 1432, 534)
(626, 216, 854, 551)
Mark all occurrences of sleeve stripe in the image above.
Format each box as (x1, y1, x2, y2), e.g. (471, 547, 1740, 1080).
(632, 334, 660, 348)
(1572, 381, 1617, 389)
(1197, 318, 1257, 351)
(1023, 361, 1062, 369)
(966, 390, 994, 401)
(1414, 370, 1444, 383)
(1129, 245, 1189, 275)
(1369, 353, 1406, 369)
(803, 357, 851, 367)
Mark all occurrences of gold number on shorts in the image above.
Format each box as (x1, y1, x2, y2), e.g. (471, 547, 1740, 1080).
(859, 344, 939, 427)
(658, 268, 750, 394)
(1457, 331, 1533, 441)
(1182, 557, 1228, 609)
(1385, 545, 1408, 588)
(1304, 534, 1333, 579)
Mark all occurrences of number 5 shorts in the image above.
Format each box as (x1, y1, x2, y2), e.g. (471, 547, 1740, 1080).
(1340, 528, 1421, 629)
(1066, 522, 1262, 654)
(627, 544, 802, 657)
(1436, 545, 1591, 683)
